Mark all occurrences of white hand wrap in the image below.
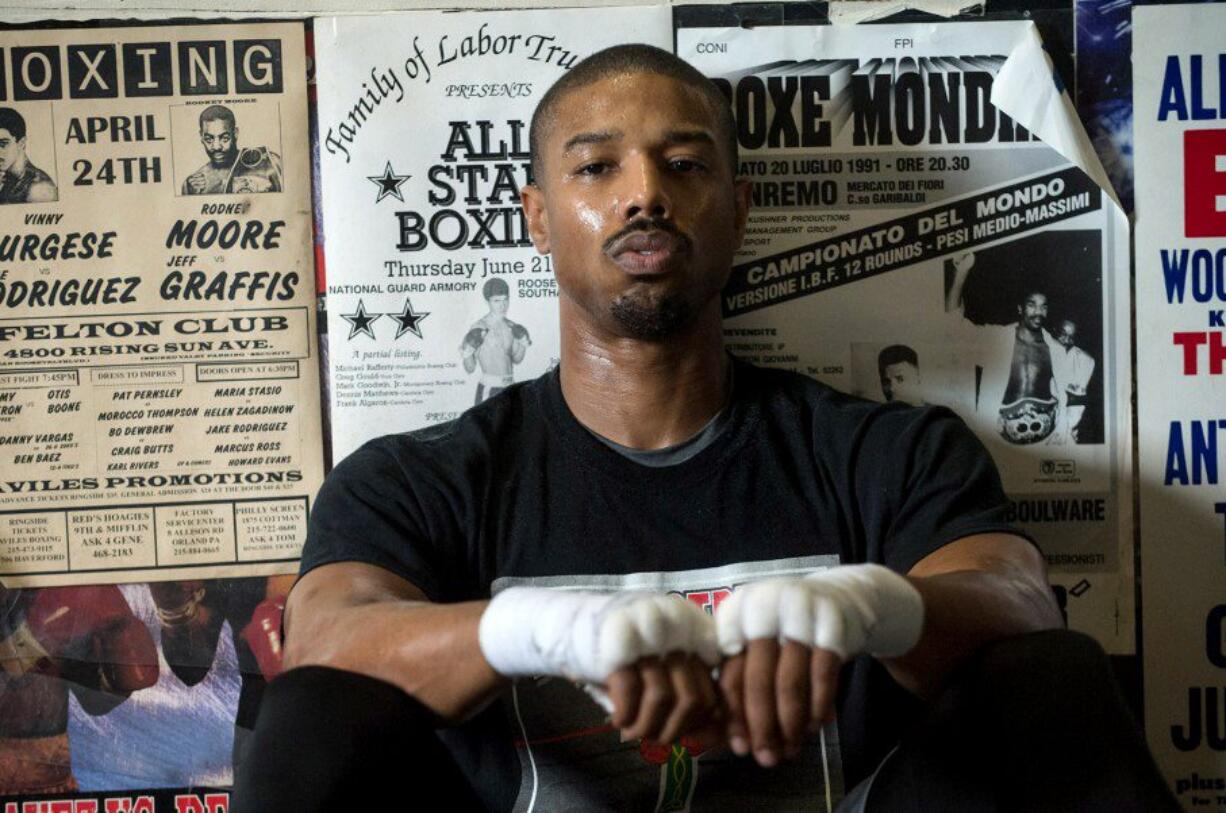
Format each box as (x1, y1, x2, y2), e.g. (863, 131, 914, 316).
(478, 588, 719, 683)
(715, 564, 924, 660)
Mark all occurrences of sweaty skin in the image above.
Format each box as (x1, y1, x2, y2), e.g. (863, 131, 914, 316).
(285, 71, 1061, 770)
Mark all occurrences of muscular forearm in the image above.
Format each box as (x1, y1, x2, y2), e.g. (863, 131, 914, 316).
(886, 537, 1062, 698)
(282, 564, 504, 724)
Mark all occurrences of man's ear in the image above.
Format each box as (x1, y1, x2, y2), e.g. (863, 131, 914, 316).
(732, 177, 752, 249)
(519, 183, 551, 254)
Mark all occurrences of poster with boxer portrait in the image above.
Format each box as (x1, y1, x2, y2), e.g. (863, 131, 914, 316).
(1133, 2, 1226, 804)
(0, 23, 324, 588)
(675, 15, 1134, 652)
(314, 6, 671, 463)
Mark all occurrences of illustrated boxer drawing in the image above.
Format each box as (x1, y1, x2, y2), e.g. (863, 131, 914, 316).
(0, 586, 158, 793)
(150, 576, 293, 770)
(0, 108, 57, 204)
(460, 277, 532, 405)
(945, 251, 1087, 445)
(182, 104, 283, 196)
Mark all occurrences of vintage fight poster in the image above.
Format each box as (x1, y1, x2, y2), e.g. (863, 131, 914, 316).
(678, 18, 1134, 651)
(1134, 3, 1226, 804)
(314, 6, 669, 461)
(0, 24, 324, 586)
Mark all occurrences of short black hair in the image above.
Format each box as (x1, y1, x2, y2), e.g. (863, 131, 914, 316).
(528, 44, 737, 184)
(199, 104, 236, 132)
(483, 277, 509, 299)
(0, 108, 27, 142)
(877, 344, 919, 377)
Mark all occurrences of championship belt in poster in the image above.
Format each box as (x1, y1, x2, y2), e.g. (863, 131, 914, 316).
(314, 6, 669, 461)
(678, 17, 1134, 652)
(0, 24, 324, 586)
(1133, 3, 1226, 802)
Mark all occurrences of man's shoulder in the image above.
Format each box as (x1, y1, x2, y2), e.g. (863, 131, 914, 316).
(359, 373, 551, 459)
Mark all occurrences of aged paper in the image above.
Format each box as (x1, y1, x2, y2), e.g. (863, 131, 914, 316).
(0, 23, 323, 585)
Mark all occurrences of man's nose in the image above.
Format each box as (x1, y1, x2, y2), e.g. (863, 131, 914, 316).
(621, 157, 670, 221)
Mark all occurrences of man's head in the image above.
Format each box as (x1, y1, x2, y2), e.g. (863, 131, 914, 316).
(1057, 319, 1077, 348)
(0, 108, 29, 176)
(198, 105, 239, 168)
(877, 344, 922, 405)
(520, 44, 750, 343)
(1018, 291, 1049, 331)
(484, 277, 510, 317)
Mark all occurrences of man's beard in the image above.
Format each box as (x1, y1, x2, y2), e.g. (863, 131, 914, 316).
(609, 287, 691, 341)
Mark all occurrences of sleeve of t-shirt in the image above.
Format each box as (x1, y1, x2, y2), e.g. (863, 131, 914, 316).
(855, 405, 1033, 574)
(299, 437, 466, 601)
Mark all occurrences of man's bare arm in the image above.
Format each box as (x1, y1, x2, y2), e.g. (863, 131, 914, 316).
(282, 561, 503, 724)
(283, 561, 720, 742)
(886, 531, 1063, 698)
(944, 251, 975, 313)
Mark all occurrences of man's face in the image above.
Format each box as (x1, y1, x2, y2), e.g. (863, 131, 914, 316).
(200, 119, 238, 168)
(0, 128, 26, 174)
(1058, 320, 1077, 348)
(880, 361, 922, 405)
(520, 73, 749, 341)
(488, 293, 510, 317)
(1019, 292, 1048, 331)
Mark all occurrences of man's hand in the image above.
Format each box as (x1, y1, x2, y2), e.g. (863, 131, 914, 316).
(952, 251, 975, 275)
(606, 652, 719, 746)
(186, 171, 207, 194)
(714, 565, 924, 766)
(479, 589, 720, 743)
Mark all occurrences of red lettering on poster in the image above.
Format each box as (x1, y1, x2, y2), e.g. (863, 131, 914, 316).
(1185, 129, 1226, 237)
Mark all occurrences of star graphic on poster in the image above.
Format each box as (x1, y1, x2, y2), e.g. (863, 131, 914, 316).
(367, 162, 410, 203)
(387, 297, 430, 340)
(340, 299, 382, 340)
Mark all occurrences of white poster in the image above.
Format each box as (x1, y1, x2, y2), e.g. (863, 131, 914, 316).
(315, 6, 670, 461)
(1134, 3, 1226, 804)
(678, 19, 1133, 651)
(0, 24, 324, 586)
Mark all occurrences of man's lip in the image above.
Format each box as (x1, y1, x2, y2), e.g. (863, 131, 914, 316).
(606, 231, 684, 276)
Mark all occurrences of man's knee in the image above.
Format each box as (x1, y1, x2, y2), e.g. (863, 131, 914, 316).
(232, 666, 479, 813)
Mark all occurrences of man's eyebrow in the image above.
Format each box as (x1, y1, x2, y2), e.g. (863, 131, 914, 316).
(562, 130, 622, 153)
(663, 129, 717, 148)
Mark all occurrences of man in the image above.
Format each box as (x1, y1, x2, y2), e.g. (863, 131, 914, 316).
(149, 576, 292, 771)
(236, 46, 1173, 811)
(0, 586, 158, 793)
(183, 105, 282, 195)
(460, 277, 532, 404)
(945, 250, 1075, 445)
(1055, 319, 1096, 442)
(0, 107, 57, 204)
(877, 343, 925, 406)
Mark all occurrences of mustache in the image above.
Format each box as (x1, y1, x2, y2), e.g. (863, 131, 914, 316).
(602, 217, 692, 255)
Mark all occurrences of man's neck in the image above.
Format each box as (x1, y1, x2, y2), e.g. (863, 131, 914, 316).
(559, 301, 730, 450)
(4, 154, 28, 178)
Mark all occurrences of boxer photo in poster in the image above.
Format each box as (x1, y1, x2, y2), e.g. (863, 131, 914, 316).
(0, 107, 57, 204)
(461, 277, 533, 405)
(943, 230, 1103, 446)
(176, 102, 283, 195)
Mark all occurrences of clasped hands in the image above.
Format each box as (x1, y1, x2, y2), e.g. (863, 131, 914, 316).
(479, 564, 924, 767)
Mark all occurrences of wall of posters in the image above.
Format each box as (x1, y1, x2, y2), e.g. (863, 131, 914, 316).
(315, 6, 670, 460)
(676, 16, 1134, 652)
(1134, 2, 1226, 805)
(0, 24, 324, 587)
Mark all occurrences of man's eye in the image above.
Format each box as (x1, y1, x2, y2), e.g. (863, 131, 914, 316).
(668, 158, 704, 173)
(576, 162, 609, 176)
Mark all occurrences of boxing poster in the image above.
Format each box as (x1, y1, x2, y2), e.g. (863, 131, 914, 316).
(676, 18, 1134, 652)
(1133, 4, 1226, 803)
(314, 6, 670, 462)
(0, 24, 324, 587)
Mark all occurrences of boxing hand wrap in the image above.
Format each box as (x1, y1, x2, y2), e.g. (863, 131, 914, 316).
(478, 588, 718, 683)
(715, 564, 924, 661)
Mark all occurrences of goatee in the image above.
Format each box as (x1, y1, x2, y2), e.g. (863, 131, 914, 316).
(609, 289, 691, 341)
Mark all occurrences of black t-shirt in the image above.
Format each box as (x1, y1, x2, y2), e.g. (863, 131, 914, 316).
(302, 358, 1021, 810)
